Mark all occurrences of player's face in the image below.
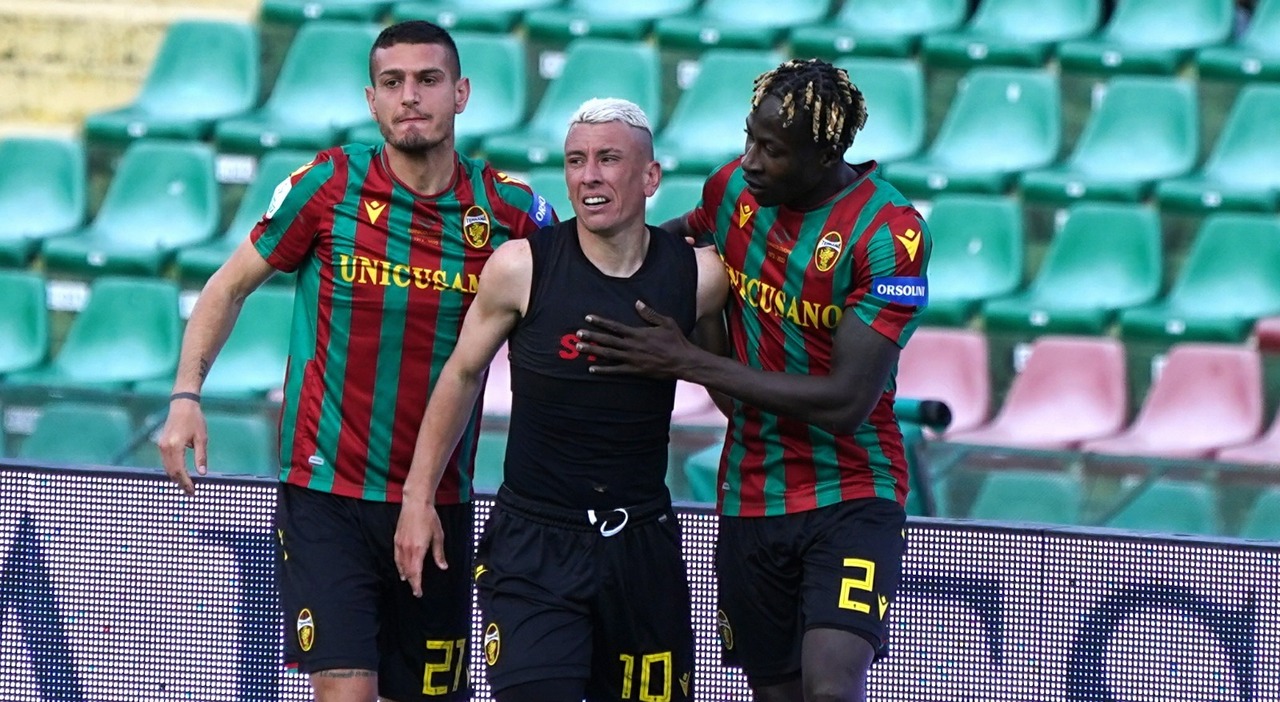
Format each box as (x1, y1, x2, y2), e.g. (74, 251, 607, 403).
(564, 120, 660, 238)
(366, 42, 469, 155)
(741, 94, 827, 209)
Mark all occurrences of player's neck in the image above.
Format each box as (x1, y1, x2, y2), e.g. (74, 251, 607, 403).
(577, 221, 649, 278)
(382, 142, 457, 196)
(787, 162, 859, 211)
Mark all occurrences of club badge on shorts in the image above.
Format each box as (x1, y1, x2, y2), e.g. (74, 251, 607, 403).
(716, 609, 734, 651)
(484, 622, 501, 666)
(296, 608, 315, 652)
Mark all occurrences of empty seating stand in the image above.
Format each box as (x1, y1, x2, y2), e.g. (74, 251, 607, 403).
(896, 327, 991, 434)
(1198, 0, 1280, 80)
(790, 0, 969, 59)
(1057, 0, 1234, 75)
(915, 194, 1023, 325)
(923, 0, 1100, 68)
(0, 137, 86, 266)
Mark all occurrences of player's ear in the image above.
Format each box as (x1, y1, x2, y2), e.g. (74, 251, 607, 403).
(455, 77, 471, 114)
(365, 85, 377, 120)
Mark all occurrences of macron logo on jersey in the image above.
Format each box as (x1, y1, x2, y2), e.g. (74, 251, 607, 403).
(529, 194, 553, 228)
(872, 276, 928, 306)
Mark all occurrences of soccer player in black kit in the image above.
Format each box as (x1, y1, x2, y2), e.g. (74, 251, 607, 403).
(393, 97, 729, 702)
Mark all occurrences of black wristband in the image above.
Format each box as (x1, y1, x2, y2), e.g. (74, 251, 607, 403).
(170, 392, 202, 404)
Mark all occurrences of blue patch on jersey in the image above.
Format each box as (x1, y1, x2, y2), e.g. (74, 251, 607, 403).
(871, 276, 928, 306)
(528, 193, 554, 228)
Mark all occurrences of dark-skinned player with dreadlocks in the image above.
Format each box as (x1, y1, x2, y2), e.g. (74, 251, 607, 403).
(575, 59, 932, 702)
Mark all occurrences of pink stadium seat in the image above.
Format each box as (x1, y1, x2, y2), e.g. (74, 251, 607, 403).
(481, 344, 514, 418)
(947, 336, 1127, 450)
(1217, 410, 1280, 465)
(1082, 343, 1263, 459)
(897, 327, 990, 434)
(1256, 316, 1280, 354)
(672, 380, 728, 429)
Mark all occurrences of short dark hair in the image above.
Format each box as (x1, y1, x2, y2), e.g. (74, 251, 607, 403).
(751, 59, 868, 161)
(368, 20, 461, 83)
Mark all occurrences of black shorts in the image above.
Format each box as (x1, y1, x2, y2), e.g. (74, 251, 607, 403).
(275, 483, 474, 701)
(715, 497, 906, 684)
(476, 486, 694, 701)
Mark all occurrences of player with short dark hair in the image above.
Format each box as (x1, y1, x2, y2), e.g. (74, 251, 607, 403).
(158, 20, 554, 702)
(576, 58, 932, 702)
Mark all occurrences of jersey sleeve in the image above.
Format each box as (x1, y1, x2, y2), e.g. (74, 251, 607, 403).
(250, 148, 341, 273)
(485, 167, 558, 239)
(686, 158, 740, 245)
(847, 206, 932, 348)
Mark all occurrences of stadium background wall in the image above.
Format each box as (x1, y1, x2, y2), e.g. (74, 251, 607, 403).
(0, 463, 1276, 701)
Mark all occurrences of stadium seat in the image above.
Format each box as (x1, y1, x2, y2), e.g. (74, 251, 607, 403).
(983, 203, 1161, 335)
(1237, 487, 1280, 540)
(133, 410, 278, 478)
(1021, 77, 1198, 203)
(481, 344, 513, 420)
(1257, 316, 1280, 354)
(839, 58, 926, 165)
(41, 140, 219, 278)
(391, 0, 559, 33)
(200, 287, 295, 399)
(261, 0, 391, 23)
(789, 0, 969, 59)
(923, 0, 1100, 67)
(1198, 0, 1280, 80)
(682, 443, 721, 504)
(215, 21, 381, 155)
(916, 194, 1023, 325)
(1155, 84, 1280, 213)
(473, 430, 507, 493)
(1082, 343, 1263, 459)
(1119, 214, 1280, 343)
(1216, 408, 1280, 465)
(947, 337, 1126, 450)
(84, 21, 259, 144)
(654, 50, 779, 175)
(346, 33, 527, 156)
(525, 0, 698, 43)
(647, 175, 705, 226)
(18, 402, 133, 465)
(896, 327, 991, 434)
(0, 137, 85, 266)
(1057, 0, 1234, 75)
(654, 0, 833, 51)
(967, 470, 1081, 524)
(6, 278, 181, 391)
(671, 380, 728, 430)
(0, 272, 48, 376)
(522, 169, 573, 222)
(882, 68, 1060, 195)
(175, 149, 316, 286)
(483, 40, 659, 169)
(1105, 480, 1219, 535)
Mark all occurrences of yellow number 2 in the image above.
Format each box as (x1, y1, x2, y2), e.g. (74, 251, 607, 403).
(838, 558, 876, 613)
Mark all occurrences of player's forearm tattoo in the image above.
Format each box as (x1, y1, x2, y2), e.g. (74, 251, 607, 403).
(197, 357, 210, 380)
(314, 670, 377, 679)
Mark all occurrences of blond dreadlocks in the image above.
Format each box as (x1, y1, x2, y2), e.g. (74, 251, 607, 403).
(751, 59, 867, 160)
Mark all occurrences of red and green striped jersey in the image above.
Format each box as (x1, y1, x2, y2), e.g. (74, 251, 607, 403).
(250, 144, 554, 503)
(687, 158, 931, 517)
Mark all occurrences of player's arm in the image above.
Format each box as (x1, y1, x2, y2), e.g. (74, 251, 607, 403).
(690, 245, 734, 416)
(157, 238, 277, 495)
(396, 239, 531, 596)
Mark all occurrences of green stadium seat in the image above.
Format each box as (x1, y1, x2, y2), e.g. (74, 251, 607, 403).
(654, 50, 778, 175)
(647, 175, 705, 226)
(203, 287, 295, 398)
(1237, 487, 1280, 540)
(6, 278, 180, 391)
(917, 195, 1023, 325)
(967, 470, 1081, 524)
(882, 68, 1060, 196)
(1155, 84, 1280, 213)
(839, 58, 926, 165)
(0, 272, 48, 376)
(176, 149, 316, 286)
(19, 402, 133, 465)
(1198, 0, 1280, 80)
(473, 429, 506, 494)
(84, 21, 259, 144)
(523, 169, 573, 221)
(41, 140, 218, 278)
(682, 443, 720, 504)
(654, 0, 833, 51)
(984, 203, 1161, 335)
(347, 33, 527, 156)
(391, 0, 559, 33)
(0, 137, 85, 266)
(215, 21, 381, 155)
(790, 0, 969, 59)
(525, 0, 697, 44)
(1119, 214, 1280, 343)
(261, 0, 391, 23)
(1106, 480, 1219, 534)
(1021, 77, 1197, 203)
(483, 40, 659, 169)
(131, 410, 278, 478)
(923, 0, 1099, 67)
(1057, 0, 1234, 75)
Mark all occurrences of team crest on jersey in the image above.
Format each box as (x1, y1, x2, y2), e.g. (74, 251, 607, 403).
(463, 206, 491, 249)
(814, 231, 844, 272)
(296, 608, 315, 652)
(483, 622, 501, 665)
(716, 609, 734, 651)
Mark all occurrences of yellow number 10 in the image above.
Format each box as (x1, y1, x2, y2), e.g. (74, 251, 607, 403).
(619, 651, 673, 702)
(838, 558, 876, 613)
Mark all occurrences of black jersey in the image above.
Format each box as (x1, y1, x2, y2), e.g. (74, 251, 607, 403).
(504, 220, 699, 509)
